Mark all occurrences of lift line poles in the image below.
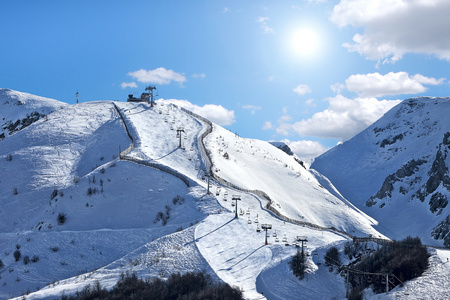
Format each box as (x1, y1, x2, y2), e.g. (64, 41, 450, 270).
(176, 127, 185, 148)
(296, 236, 308, 258)
(232, 195, 241, 218)
(261, 224, 272, 245)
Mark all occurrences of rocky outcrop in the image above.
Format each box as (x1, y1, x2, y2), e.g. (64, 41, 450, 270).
(426, 133, 450, 194)
(429, 192, 448, 215)
(431, 215, 450, 248)
(1, 111, 46, 139)
(366, 158, 426, 207)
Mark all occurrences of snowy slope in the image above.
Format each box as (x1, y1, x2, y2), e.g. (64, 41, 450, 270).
(3, 89, 448, 300)
(205, 125, 381, 237)
(312, 97, 450, 246)
(0, 94, 212, 298)
(0, 89, 66, 141)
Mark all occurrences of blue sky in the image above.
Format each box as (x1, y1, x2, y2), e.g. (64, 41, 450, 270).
(2, 0, 449, 161)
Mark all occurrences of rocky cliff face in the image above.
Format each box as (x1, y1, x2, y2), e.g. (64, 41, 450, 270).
(312, 97, 450, 247)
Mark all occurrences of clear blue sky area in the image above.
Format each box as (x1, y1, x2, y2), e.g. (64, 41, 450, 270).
(2, 0, 449, 160)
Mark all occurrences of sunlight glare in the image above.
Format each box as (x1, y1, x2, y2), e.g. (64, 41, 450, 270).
(290, 28, 320, 58)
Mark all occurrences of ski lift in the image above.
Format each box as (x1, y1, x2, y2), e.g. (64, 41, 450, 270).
(239, 209, 244, 216)
(254, 214, 259, 223)
(159, 110, 162, 114)
(246, 209, 250, 215)
(248, 217, 252, 224)
(256, 224, 261, 232)
(176, 132, 180, 138)
(188, 154, 192, 161)
(231, 202, 235, 207)
(216, 189, 220, 196)
(282, 235, 287, 243)
(275, 237, 279, 242)
(273, 230, 277, 237)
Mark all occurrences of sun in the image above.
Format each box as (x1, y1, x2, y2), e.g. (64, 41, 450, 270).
(290, 28, 320, 58)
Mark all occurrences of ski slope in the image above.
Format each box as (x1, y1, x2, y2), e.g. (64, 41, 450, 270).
(1, 89, 448, 300)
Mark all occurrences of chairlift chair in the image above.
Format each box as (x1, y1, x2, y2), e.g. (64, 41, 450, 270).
(231, 202, 235, 207)
(248, 217, 252, 224)
(256, 224, 261, 232)
(273, 230, 277, 237)
(246, 209, 250, 215)
(275, 237, 279, 242)
(239, 209, 244, 216)
(282, 235, 287, 243)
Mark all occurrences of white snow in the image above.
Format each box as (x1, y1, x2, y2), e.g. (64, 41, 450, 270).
(0, 90, 448, 300)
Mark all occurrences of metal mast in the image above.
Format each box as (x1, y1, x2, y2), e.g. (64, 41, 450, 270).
(145, 86, 157, 107)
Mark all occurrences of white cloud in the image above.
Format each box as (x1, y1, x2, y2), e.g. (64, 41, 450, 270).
(120, 82, 137, 89)
(330, 0, 450, 62)
(192, 73, 206, 78)
(345, 72, 445, 97)
(223, 7, 230, 13)
(292, 95, 401, 140)
(293, 84, 312, 96)
(277, 95, 401, 141)
(280, 139, 329, 162)
(267, 76, 275, 81)
(128, 67, 186, 85)
(330, 83, 345, 94)
(276, 115, 293, 135)
(262, 121, 273, 130)
(257, 16, 275, 34)
(157, 99, 235, 126)
(305, 98, 316, 107)
(242, 104, 262, 114)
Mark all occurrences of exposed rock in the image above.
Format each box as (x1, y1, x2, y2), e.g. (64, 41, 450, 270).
(431, 215, 450, 248)
(429, 192, 448, 215)
(367, 159, 426, 206)
(426, 133, 450, 194)
(380, 133, 404, 148)
(1, 111, 45, 137)
(396, 159, 426, 178)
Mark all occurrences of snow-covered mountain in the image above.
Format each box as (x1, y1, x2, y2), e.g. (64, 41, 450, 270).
(0, 90, 448, 300)
(312, 97, 450, 248)
(0, 89, 66, 141)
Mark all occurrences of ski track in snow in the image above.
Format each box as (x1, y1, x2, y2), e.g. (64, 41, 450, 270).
(1, 93, 448, 300)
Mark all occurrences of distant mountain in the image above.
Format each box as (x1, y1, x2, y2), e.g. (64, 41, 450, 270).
(0, 88, 66, 141)
(312, 97, 450, 247)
